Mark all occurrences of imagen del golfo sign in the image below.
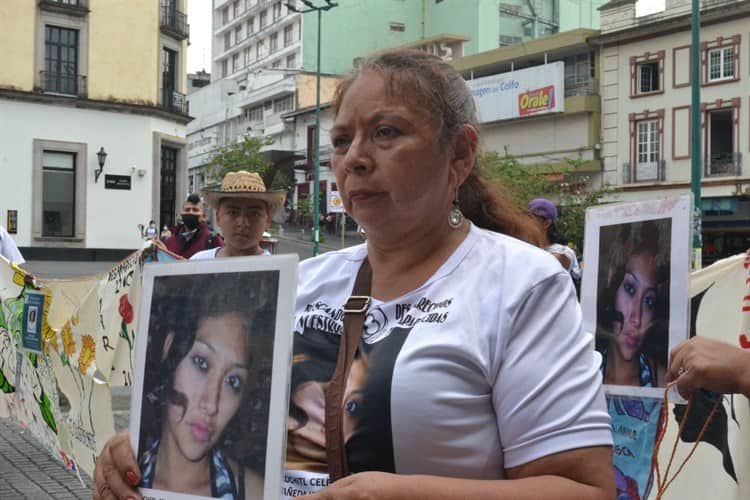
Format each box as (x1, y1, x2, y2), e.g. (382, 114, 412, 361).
(465, 61, 564, 123)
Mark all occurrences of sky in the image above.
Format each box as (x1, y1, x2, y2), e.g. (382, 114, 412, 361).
(187, 0, 213, 74)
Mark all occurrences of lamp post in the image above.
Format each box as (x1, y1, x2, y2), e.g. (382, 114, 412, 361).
(286, 0, 338, 256)
(690, 0, 702, 269)
(95, 146, 107, 183)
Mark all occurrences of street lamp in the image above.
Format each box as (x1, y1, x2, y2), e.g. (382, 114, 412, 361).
(286, 0, 338, 256)
(95, 146, 107, 183)
(690, 0, 702, 269)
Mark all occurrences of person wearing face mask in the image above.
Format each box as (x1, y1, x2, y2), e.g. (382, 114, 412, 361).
(164, 193, 224, 259)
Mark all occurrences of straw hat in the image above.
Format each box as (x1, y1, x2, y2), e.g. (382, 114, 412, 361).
(202, 171, 286, 216)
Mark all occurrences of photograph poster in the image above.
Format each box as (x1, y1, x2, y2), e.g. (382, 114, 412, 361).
(130, 255, 297, 500)
(581, 194, 691, 399)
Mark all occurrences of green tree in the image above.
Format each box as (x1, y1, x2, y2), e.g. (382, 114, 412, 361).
(206, 136, 292, 190)
(479, 148, 616, 252)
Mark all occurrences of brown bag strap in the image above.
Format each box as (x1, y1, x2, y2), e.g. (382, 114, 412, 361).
(325, 258, 372, 482)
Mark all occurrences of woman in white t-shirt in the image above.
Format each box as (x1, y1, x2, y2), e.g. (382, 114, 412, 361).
(190, 171, 284, 260)
(94, 50, 613, 500)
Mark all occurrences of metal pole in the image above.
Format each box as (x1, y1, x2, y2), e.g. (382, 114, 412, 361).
(341, 213, 346, 248)
(690, 0, 702, 269)
(313, 7, 322, 256)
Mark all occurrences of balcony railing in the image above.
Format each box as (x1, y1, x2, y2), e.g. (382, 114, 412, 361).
(160, 2, 189, 40)
(564, 78, 597, 98)
(707, 152, 742, 177)
(161, 88, 188, 114)
(38, 0, 89, 15)
(622, 160, 666, 184)
(40, 71, 87, 97)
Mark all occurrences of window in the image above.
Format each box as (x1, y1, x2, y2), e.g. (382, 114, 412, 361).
(272, 59, 281, 68)
(232, 53, 240, 72)
(270, 32, 278, 53)
(707, 47, 734, 81)
(702, 35, 740, 85)
(273, 2, 282, 20)
(286, 53, 296, 68)
(256, 40, 264, 59)
(223, 7, 229, 24)
(44, 25, 79, 95)
(389, 22, 405, 32)
(245, 105, 263, 121)
(42, 151, 75, 237)
(260, 10, 268, 28)
(706, 108, 736, 176)
(233, 0, 240, 17)
(248, 17, 255, 34)
(222, 59, 229, 77)
(235, 26, 243, 44)
(162, 47, 177, 108)
(274, 95, 294, 113)
(224, 32, 231, 51)
(637, 61, 659, 93)
(284, 24, 294, 45)
(636, 120, 660, 181)
(244, 47, 252, 65)
(629, 51, 664, 97)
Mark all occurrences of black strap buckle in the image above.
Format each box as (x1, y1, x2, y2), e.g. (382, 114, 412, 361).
(343, 296, 370, 314)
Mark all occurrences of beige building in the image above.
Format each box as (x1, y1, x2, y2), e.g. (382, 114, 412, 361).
(593, 0, 750, 263)
(453, 29, 602, 179)
(0, 0, 190, 258)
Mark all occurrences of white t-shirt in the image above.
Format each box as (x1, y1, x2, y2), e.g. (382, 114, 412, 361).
(189, 247, 270, 260)
(283, 223, 611, 497)
(0, 226, 24, 265)
(547, 243, 581, 279)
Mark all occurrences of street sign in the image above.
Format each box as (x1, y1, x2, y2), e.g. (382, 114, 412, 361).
(105, 174, 132, 190)
(328, 190, 344, 213)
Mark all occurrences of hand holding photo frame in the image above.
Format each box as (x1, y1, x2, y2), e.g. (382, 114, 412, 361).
(130, 255, 297, 499)
(581, 194, 691, 399)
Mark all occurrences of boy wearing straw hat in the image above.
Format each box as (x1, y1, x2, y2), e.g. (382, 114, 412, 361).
(191, 171, 286, 260)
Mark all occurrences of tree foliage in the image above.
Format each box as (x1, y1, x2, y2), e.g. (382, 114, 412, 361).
(206, 136, 292, 190)
(479, 147, 616, 252)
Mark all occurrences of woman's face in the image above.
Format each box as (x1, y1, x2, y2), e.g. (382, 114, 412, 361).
(329, 72, 458, 239)
(612, 252, 658, 362)
(165, 312, 250, 462)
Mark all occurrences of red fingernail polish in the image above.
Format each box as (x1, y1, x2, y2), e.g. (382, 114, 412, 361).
(126, 470, 138, 486)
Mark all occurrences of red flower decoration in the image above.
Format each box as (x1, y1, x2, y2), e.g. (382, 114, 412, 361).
(119, 294, 134, 324)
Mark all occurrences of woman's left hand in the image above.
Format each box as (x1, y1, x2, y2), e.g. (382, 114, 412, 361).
(300, 471, 402, 500)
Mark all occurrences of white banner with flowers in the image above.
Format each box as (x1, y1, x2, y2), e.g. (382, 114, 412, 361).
(0, 247, 167, 478)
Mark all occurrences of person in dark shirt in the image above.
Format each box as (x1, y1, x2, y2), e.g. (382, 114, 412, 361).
(164, 193, 223, 259)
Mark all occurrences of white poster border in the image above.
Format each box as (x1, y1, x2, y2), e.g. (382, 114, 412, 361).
(581, 194, 692, 399)
(130, 254, 297, 500)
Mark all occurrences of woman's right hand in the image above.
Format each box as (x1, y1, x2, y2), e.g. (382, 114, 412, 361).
(93, 431, 142, 500)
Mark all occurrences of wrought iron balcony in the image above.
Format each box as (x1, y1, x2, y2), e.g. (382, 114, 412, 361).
(622, 160, 666, 184)
(160, 1, 189, 40)
(39, 71, 87, 97)
(161, 88, 188, 114)
(38, 0, 89, 16)
(707, 152, 742, 177)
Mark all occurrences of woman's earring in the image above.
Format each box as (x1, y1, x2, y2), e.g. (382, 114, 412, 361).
(358, 225, 367, 239)
(448, 190, 464, 229)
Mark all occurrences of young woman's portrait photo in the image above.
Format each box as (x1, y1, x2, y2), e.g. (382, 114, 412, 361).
(134, 270, 279, 499)
(595, 218, 671, 389)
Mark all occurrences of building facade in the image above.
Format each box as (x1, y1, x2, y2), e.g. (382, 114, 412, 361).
(0, 0, 191, 258)
(594, 0, 750, 264)
(193, 0, 609, 223)
(453, 29, 602, 178)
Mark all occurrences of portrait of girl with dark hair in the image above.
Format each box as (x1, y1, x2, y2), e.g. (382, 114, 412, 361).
(136, 271, 278, 499)
(596, 219, 671, 388)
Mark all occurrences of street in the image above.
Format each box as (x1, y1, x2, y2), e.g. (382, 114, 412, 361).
(0, 228, 361, 499)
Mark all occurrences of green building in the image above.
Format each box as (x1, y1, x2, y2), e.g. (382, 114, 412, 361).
(301, 0, 607, 75)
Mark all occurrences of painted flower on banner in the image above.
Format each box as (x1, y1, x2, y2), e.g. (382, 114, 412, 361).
(119, 294, 134, 324)
(78, 335, 96, 374)
(62, 322, 75, 357)
(40, 292, 55, 355)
